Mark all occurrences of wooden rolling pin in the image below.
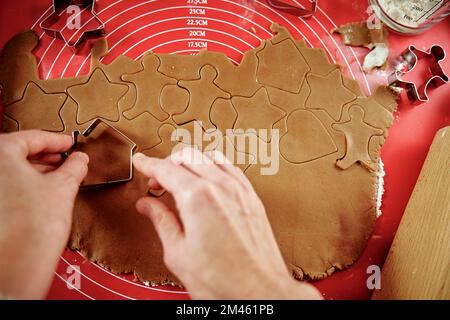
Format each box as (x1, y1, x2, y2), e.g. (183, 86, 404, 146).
(372, 126, 450, 300)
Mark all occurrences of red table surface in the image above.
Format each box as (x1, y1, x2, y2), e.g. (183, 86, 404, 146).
(0, 0, 448, 300)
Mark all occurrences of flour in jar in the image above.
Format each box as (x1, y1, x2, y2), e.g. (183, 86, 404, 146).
(378, 0, 446, 27)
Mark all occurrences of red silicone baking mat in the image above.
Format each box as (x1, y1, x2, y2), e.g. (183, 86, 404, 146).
(0, 0, 449, 300)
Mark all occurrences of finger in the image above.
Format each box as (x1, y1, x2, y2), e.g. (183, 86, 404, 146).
(48, 152, 89, 192)
(136, 197, 183, 251)
(148, 177, 162, 190)
(8, 130, 73, 158)
(146, 148, 207, 190)
(133, 153, 199, 195)
(204, 150, 253, 190)
(148, 188, 166, 197)
(29, 153, 65, 166)
(31, 163, 58, 174)
(171, 148, 237, 191)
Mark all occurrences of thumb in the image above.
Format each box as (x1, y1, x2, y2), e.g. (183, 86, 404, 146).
(136, 197, 183, 253)
(49, 152, 89, 194)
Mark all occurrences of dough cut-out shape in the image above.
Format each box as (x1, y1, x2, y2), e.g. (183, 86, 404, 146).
(309, 109, 346, 159)
(71, 119, 136, 188)
(59, 96, 91, 135)
(267, 80, 311, 138)
(174, 65, 231, 130)
(122, 53, 176, 121)
(158, 48, 262, 97)
(256, 39, 310, 93)
(157, 49, 234, 80)
(269, 24, 339, 77)
(342, 98, 393, 137)
(143, 123, 187, 158)
(280, 109, 337, 164)
(149, 121, 256, 174)
(210, 98, 238, 133)
(90, 42, 144, 116)
(215, 47, 263, 97)
(160, 84, 190, 116)
(68, 68, 128, 124)
(221, 134, 257, 173)
(0, 23, 399, 284)
(2, 115, 19, 132)
(266, 81, 310, 120)
(5, 82, 66, 132)
(232, 88, 286, 142)
(332, 106, 384, 171)
(306, 69, 357, 120)
(113, 112, 161, 152)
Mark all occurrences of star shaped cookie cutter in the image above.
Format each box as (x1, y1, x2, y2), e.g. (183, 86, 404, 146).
(69, 119, 137, 189)
(267, 0, 317, 17)
(40, 0, 105, 51)
(388, 45, 448, 104)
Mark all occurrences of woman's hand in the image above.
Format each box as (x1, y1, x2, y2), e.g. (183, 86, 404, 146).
(0, 130, 88, 299)
(133, 148, 321, 300)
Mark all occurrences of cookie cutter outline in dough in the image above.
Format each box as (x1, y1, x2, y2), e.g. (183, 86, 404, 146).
(40, 0, 106, 51)
(70, 118, 137, 189)
(267, 0, 318, 17)
(388, 45, 448, 104)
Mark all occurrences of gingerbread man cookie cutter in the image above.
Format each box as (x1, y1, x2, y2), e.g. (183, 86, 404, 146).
(267, 0, 317, 17)
(70, 119, 137, 189)
(40, 0, 106, 51)
(388, 45, 448, 104)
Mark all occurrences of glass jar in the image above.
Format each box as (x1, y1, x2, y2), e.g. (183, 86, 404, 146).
(369, 0, 450, 35)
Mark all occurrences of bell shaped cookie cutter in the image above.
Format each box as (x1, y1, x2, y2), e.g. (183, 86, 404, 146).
(388, 45, 448, 103)
(40, 0, 106, 51)
(267, 0, 317, 17)
(69, 119, 137, 189)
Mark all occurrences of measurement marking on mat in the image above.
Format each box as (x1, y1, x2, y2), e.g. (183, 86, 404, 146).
(186, 18, 208, 26)
(189, 8, 206, 15)
(189, 30, 206, 37)
(186, 0, 208, 51)
(187, 0, 208, 4)
(188, 41, 208, 48)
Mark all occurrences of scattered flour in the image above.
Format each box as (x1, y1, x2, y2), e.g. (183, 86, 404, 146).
(376, 160, 386, 217)
(363, 43, 389, 72)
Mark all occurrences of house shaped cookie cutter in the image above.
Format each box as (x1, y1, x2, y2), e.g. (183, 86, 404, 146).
(40, 0, 105, 51)
(70, 119, 137, 189)
(388, 45, 448, 103)
(267, 0, 317, 17)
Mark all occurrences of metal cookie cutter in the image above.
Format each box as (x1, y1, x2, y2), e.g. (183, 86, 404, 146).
(388, 45, 448, 103)
(40, 0, 105, 51)
(267, 0, 317, 17)
(70, 119, 137, 189)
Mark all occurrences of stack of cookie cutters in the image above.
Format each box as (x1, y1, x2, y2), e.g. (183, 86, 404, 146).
(40, 0, 105, 52)
(69, 119, 137, 189)
(267, 0, 317, 17)
(388, 45, 448, 104)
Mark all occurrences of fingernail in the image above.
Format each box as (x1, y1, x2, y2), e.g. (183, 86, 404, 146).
(75, 152, 89, 163)
(134, 152, 145, 160)
(133, 152, 146, 162)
